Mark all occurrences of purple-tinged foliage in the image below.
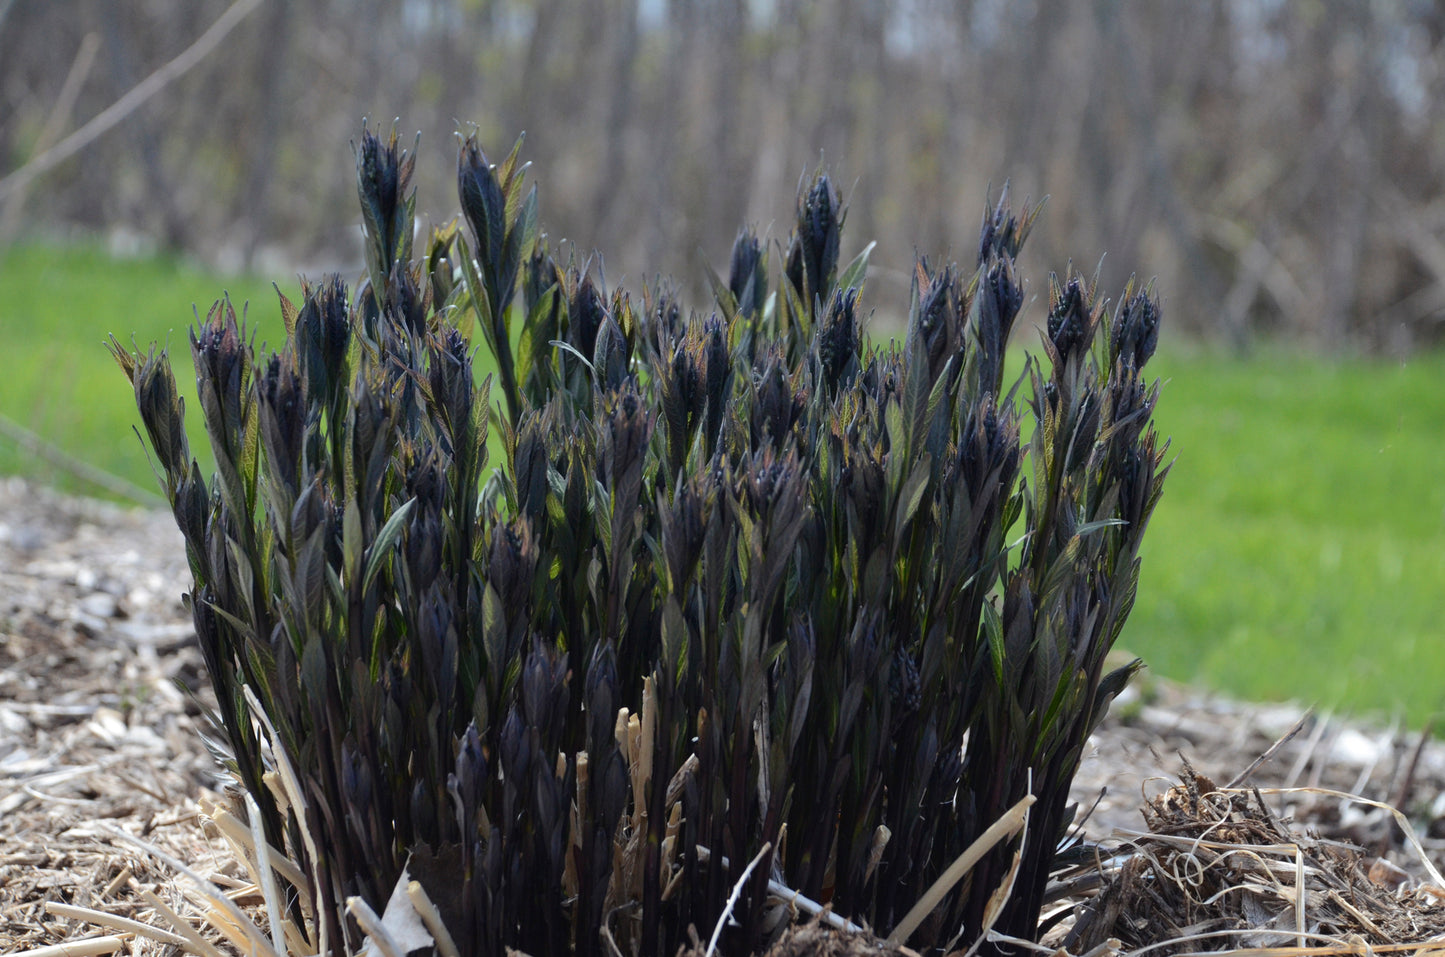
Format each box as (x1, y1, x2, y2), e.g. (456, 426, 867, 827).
(786, 174, 843, 306)
(816, 287, 860, 389)
(356, 126, 417, 308)
(570, 272, 607, 367)
(1048, 272, 1098, 367)
(1111, 279, 1163, 370)
(113, 125, 1170, 956)
(728, 227, 768, 320)
(978, 184, 1041, 265)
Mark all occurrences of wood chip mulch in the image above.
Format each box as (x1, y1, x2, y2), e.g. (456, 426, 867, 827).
(0, 477, 244, 954)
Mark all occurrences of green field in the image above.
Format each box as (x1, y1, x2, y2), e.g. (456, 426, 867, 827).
(0, 243, 286, 498)
(1128, 347, 1445, 723)
(2, 242, 1443, 722)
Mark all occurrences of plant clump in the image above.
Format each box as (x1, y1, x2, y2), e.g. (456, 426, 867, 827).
(112, 123, 1170, 956)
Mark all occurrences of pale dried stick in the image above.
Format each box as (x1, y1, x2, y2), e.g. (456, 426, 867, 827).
(1294, 841, 1305, 949)
(246, 792, 289, 957)
(767, 877, 863, 933)
(962, 784, 1033, 957)
(129, 878, 228, 957)
(705, 841, 772, 957)
(347, 896, 402, 957)
(886, 792, 1037, 946)
(204, 903, 261, 955)
(245, 684, 327, 957)
(1245, 785, 1445, 888)
(100, 823, 276, 956)
(1283, 714, 1331, 791)
(407, 881, 461, 957)
(13, 936, 127, 957)
(1326, 889, 1387, 940)
(203, 801, 311, 905)
(1123, 925, 1401, 957)
(43, 902, 186, 946)
(99, 866, 131, 899)
(691, 844, 864, 933)
(1225, 709, 1312, 789)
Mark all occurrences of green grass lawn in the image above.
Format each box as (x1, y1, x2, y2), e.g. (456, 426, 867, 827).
(3, 242, 1443, 722)
(1123, 346, 1445, 724)
(0, 242, 288, 498)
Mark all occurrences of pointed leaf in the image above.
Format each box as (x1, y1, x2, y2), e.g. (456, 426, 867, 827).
(894, 455, 932, 541)
(363, 498, 415, 592)
(496, 132, 527, 192)
(274, 284, 299, 336)
(837, 240, 876, 295)
(662, 595, 688, 686)
(343, 495, 363, 583)
(702, 258, 739, 319)
(982, 599, 1005, 684)
(482, 582, 506, 674)
(456, 234, 494, 349)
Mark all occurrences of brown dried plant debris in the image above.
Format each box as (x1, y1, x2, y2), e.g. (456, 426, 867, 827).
(1067, 763, 1445, 956)
(1070, 672, 1445, 873)
(671, 916, 921, 957)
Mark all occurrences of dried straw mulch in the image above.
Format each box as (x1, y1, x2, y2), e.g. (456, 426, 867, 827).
(1064, 761, 1445, 957)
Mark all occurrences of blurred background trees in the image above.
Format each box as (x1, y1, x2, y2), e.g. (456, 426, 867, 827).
(3, 0, 1443, 353)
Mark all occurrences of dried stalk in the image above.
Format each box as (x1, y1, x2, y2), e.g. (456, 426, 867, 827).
(706, 841, 773, 957)
(407, 881, 461, 957)
(43, 902, 186, 946)
(128, 878, 229, 957)
(13, 936, 128, 957)
(100, 822, 276, 957)
(888, 793, 1037, 946)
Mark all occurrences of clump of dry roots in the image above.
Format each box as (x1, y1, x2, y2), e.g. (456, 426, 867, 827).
(1067, 761, 1445, 956)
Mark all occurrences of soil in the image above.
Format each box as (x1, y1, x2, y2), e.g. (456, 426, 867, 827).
(5, 476, 1445, 954)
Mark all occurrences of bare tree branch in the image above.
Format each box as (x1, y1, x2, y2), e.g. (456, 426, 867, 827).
(0, 413, 163, 506)
(0, 0, 263, 203)
(0, 32, 101, 240)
